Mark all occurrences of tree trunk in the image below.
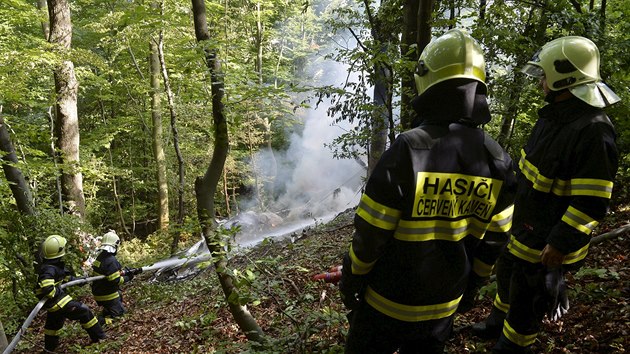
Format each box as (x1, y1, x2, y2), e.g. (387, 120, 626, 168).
(157, 28, 185, 255)
(363, 0, 392, 177)
(400, 0, 419, 130)
(0, 318, 8, 352)
(191, 0, 264, 343)
(417, 0, 435, 52)
(36, 0, 49, 40)
(48, 0, 86, 219)
(150, 37, 170, 231)
(497, 2, 548, 148)
(0, 107, 35, 215)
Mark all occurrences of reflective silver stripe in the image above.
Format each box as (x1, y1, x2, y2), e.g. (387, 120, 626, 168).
(349, 244, 375, 275)
(520, 149, 614, 197)
(365, 286, 461, 322)
(394, 217, 489, 242)
(507, 236, 541, 263)
(487, 205, 514, 233)
(503, 319, 537, 347)
(562, 206, 599, 234)
(356, 194, 401, 231)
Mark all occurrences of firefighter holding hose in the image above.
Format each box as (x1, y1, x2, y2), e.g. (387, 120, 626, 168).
(35, 235, 106, 352)
(91, 230, 142, 325)
(338, 29, 517, 353)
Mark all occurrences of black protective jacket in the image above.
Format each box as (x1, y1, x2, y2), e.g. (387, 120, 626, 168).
(348, 121, 517, 322)
(91, 251, 130, 302)
(35, 259, 73, 311)
(507, 97, 618, 268)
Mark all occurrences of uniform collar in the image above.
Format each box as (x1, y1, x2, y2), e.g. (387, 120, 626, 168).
(538, 96, 599, 124)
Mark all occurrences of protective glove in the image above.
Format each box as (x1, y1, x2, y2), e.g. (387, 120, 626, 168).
(338, 253, 366, 310)
(123, 267, 134, 281)
(545, 268, 569, 321)
(457, 272, 486, 314)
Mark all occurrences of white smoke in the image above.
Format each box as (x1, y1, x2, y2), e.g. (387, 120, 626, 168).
(232, 58, 367, 246)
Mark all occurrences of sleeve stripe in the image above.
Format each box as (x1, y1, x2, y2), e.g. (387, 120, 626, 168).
(487, 204, 514, 233)
(562, 206, 599, 234)
(356, 194, 401, 231)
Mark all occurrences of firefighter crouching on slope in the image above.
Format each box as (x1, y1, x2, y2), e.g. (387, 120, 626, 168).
(338, 28, 518, 354)
(471, 36, 620, 353)
(35, 235, 106, 352)
(91, 230, 142, 325)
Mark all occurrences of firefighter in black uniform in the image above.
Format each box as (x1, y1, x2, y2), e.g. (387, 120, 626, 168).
(35, 235, 106, 352)
(471, 36, 620, 353)
(91, 231, 141, 325)
(338, 29, 518, 354)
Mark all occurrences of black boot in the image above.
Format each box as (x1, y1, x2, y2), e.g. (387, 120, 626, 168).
(44, 335, 60, 352)
(86, 323, 107, 343)
(471, 321, 503, 339)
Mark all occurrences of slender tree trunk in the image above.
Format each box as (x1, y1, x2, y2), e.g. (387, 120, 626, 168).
(36, 0, 49, 40)
(400, 0, 419, 130)
(98, 99, 131, 237)
(363, 0, 391, 177)
(497, 3, 548, 148)
(157, 28, 185, 254)
(191, 0, 264, 343)
(47, 0, 86, 219)
(0, 107, 35, 215)
(0, 318, 7, 352)
(150, 36, 170, 231)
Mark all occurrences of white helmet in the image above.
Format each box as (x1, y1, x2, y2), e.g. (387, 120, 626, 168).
(100, 230, 120, 253)
(521, 36, 620, 108)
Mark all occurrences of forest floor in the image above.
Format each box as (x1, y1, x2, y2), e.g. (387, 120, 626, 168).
(11, 207, 630, 354)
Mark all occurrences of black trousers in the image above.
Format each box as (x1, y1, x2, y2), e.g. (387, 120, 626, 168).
(97, 292, 126, 319)
(491, 253, 547, 353)
(345, 301, 451, 354)
(44, 300, 105, 351)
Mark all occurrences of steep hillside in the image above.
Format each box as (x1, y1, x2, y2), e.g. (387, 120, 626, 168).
(11, 208, 629, 353)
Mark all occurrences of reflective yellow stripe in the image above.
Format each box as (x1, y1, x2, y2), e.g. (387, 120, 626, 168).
(551, 178, 613, 198)
(94, 292, 120, 302)
(106, 272, 121, 281)
(562, 206, 599, 234)
(394, 217, 488, 242)
(487, 204, 514, 233)
(48, 295, 72, 312)
(472, 258, 493, 277)
(508, 235, 589, 265)
(503, 320, 537, 347)
(365, 286, 461, 322)
(563, 243, 589, 265)
(44, 329, 61, 336)
(507, 236, 541, 263)
(519, 151, 553, 193)
(520, 149, 614, 197)
(349, 244, 376, 275)
(39, 279, 55, 287)
(93, 260, 101, 267)
(82, 317, 98, 329)
(356, 194, 401, 231)
(493, 293, 509, 313)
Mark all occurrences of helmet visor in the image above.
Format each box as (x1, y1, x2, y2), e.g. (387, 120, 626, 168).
(521, 63, 545, 78)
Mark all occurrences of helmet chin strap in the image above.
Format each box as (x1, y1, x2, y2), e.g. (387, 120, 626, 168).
(100, 244, 118, 254)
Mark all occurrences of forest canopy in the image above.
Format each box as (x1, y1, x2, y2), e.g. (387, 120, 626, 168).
(1, 0, 629, 352)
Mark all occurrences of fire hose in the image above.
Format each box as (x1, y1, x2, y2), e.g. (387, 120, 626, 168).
(2, 253, 210, 354)
(312, 265, 342, 284)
